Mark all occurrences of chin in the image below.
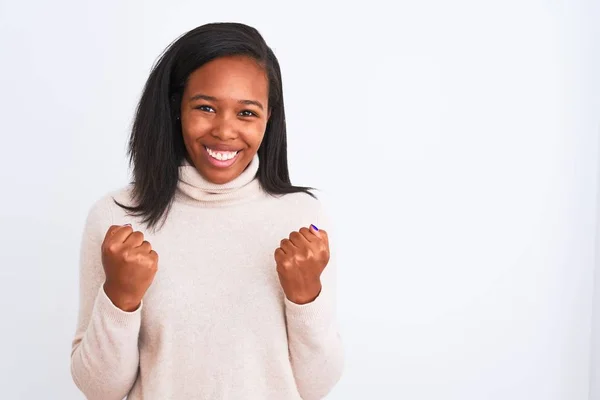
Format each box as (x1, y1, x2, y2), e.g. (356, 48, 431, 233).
(200, 165, 241, 184)
(189, 147, 254, 184)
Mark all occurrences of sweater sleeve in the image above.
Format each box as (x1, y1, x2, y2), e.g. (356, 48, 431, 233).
(284, 202, 345, 400)
(70, 196, 142, 400)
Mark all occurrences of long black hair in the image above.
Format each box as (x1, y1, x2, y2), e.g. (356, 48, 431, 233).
(116, 22, 315, 230)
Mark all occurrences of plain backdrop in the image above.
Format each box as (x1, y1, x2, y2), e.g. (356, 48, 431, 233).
(1, 0, 599, 399)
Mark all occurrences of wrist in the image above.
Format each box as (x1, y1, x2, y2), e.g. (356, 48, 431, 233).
(285, 280, 322, 305)
(103, 282, 141, 312)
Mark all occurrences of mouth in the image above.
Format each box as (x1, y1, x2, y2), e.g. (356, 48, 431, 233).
(203, 145, 242, 168)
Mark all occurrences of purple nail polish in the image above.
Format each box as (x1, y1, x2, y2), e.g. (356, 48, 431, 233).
(310, 224, 319, 231)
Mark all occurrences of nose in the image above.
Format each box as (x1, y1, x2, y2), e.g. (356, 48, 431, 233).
(211, 113, 238, 141)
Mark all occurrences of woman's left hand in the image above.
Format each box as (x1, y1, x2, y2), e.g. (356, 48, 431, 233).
(274, 225, 330, 305)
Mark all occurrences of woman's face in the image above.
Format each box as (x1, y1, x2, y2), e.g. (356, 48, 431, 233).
(180, 55, 270, 184)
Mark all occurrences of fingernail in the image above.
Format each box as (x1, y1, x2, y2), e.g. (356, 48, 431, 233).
(310, 224, 319, 231)
(124, 223, 131, 227)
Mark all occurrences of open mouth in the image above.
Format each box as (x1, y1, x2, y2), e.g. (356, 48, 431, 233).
(205, 146, 239, 161)
(203, 145, 242, 167)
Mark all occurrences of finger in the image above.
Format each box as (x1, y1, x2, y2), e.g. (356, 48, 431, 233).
(137, 240, 152, 253)
(289, 230, 310, 247)
(124, 231, 145, 248)
(298, 227, 315, 243)
(309, 224, 322, 239)
(104, 224, 125, 240)
(274, 248, 286, 264)
(280, 238, 296, 254)
(109, 224, 135, 244)
(309, 225, 329, 246)
(281, 238, 297, 248)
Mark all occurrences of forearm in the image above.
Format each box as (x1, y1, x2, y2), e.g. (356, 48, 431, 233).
(71, 284, 142, 399)
(285, 286, 345, 400)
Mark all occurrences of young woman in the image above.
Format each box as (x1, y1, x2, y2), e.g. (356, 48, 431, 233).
(70, 22, 344, 400)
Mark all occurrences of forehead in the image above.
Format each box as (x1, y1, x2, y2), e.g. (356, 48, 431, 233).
(185, 56, 269, 100)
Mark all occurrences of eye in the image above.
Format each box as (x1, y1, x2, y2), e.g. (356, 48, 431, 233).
(195, 105, 215, 113)
(239, 110, 257, 117)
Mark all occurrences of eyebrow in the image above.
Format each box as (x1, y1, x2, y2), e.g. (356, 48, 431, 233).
(189, 94, 264, 110)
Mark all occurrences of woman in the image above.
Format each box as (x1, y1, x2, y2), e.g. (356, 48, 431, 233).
(70, 22, 344, 400)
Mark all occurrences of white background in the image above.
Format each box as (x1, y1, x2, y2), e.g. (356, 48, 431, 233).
(0, 0, 599, 399)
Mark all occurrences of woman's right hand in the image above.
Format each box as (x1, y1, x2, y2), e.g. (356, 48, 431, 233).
(101, 224, 158, 312)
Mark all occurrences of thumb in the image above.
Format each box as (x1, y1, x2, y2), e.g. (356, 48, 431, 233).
(310, 224, 328, 245)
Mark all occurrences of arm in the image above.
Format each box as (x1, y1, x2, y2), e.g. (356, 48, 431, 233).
(70, 197, 141, 400)
(284, 206, 345, 400)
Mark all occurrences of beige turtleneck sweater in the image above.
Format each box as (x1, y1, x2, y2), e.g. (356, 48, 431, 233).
(70, 155, 344, 400)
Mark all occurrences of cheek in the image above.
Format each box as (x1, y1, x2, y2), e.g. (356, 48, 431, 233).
(181, 115, 211, 139)
(180, 121, 204, 157)
(243, 125, 267, 147)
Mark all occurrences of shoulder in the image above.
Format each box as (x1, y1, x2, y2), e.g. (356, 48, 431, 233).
(271, 189, 334, 230)
(273, 190, 321, 213)
(84, 184, 135, 229)
(276, 190, 320, 209)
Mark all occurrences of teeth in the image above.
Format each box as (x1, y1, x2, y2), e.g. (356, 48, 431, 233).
(206, 147, 238, 161)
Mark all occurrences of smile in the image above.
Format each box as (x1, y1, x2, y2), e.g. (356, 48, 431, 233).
(203, 146, 242, 168)
(205, 146, 239, 161)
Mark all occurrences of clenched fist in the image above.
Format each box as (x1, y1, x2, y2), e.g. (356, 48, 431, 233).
(275, 224, 330, 305)
(101, 224, 158, 312)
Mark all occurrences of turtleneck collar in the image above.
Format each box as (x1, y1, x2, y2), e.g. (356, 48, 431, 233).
(176, 154, 262, 206)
